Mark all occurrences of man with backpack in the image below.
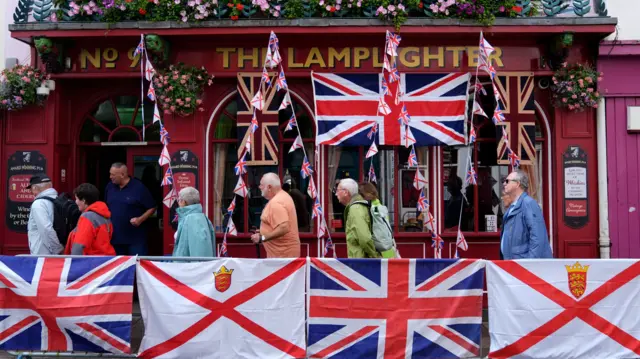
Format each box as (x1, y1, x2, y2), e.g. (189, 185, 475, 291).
(359, 182, 399, 258)
(335, 178, 379, 258)
(27, 174, 82, 255)
(27, 174, 63, 255)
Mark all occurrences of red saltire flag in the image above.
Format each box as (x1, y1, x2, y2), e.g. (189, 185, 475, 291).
(251, 90, 264, 111)
(279, 93, 291, 110)
(431, 232, 444, 259)
(473, 78, 487, 96)
(227, 197, 236, 214)
(368, 162, 377, 183)
(145, 57, 155, 81)
(456, 229, 469, 251)
(233, 176, 248, 197)
(377, 97, 391, 116)
(403, 126, 417, 148)
(307, 177, 317, 199)
(226, 217, 238, 236)
(413, 169, 428, 190)
(473, 100, 487, 118)
(479, 31, 495, 60)
(158, 146, 171, 167)
(383, 54, 391, 71)
(366, 142, 378, 159)
(136, 258, 306, 359)
(162, 187, 178, 208)
(424, 209, 436, 232)
(289, 135, 304, 153)
(153, 104, 161, 124)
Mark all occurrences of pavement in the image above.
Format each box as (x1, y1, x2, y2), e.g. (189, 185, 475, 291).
(0, 307, 492, 358)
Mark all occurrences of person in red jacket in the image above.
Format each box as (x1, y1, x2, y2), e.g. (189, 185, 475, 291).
(64, 183, 116, 256)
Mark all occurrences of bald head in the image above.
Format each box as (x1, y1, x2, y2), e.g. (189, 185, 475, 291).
(259, 172, 281, 200)
(110, 162, 130, 187)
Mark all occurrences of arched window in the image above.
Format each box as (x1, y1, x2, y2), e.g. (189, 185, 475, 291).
(211, 92, 316, 235)
(78, 96, 159, 143)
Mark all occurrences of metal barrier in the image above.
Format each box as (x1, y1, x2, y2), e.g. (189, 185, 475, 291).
(8, 255, 221, 359)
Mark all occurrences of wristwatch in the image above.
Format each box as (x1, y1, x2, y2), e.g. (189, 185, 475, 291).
(260, 235, 266, 243)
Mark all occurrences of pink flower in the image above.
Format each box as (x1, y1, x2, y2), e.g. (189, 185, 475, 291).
(208, 79, 213, 86)
(177, 98, 183, 103)
(168, 86, 173, 91)
(170, 106, 176, 111)
(196, 99, 202, 105)
(275, 5, 280, 10)
(598, 77, 603, 82)
(185, 104, 191, 108)
(173, 75, 179, 80)
(180, 80, 186, 84)
(186, 97, 191, 102)
(587, 88, 594, 93)
(19, 90, 25, 95)
(595, 92, 600, 97)
(567, 87, 573, 91)
(198, 107, 205, 112)
(571, 94, 577, 99)
(593, 104, 599, 108)
(570, 75, 574, 79)
(387, 4, 395, 11)
(568, 104, 574, 110)
(325, 5, 331, 11)
(164, 110, 171, 114)
(581, 92, 586, 97)
(1, 100, 6, 105)
(165, 98, 171, 103)
(562, 98, 568, 103)
(273, 11, 280, 16)
(586, 77, 593, 83)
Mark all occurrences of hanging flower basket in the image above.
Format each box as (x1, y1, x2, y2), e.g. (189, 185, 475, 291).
(153, 63, 214, 117)
(551, 63, 603, 112)
(0, 65, 49, 111)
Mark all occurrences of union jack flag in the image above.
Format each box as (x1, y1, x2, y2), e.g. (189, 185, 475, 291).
(322, 236, 334, 257)
(0, 256, 136, 353)
(385, 30, 402, 56)
(508, 148, 520, 168)
(313, 72, 470, 146)
(388, 64, 400, 83)
(307, 258, 485, 358)
(146, 83, 156, 102)
(367, 122, 378, 140)
(398, 104, 411, 125)
(431, 233, 444, 259)
(161, 167, 173, 186)
(479, 32, 495, 59)
(268, 31, 279, 52)
(469, 126, 477, 144)
(250, 112, 259, 133)
(479, 63, 497, 80)
(493, 104, 506, 124)
(312, 197, 323, 219)
(408, 146, 418, 167)
(227, 197, 236, 214)
(381, 78, 389, 95)
(159, 124, 170, 146)
(133, 35, 144, 57)
(300, 156, 313, 179)
(276, 70, 287, 91)
(234, 154, 247, 175)
(368, 162, 377, 183)
(473, 79, 487, 96)
(417, 188, 428, 212)
(466, 165, 477, 185)
(219, 237, 229, 257)
(261, 68, 271, 87)
(285, 114, 297, 132)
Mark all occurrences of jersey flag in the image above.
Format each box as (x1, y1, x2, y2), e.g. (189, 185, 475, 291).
(307, 258, 485, 358)
(137, 258, 306, 359)
(0, 256, 135, 353)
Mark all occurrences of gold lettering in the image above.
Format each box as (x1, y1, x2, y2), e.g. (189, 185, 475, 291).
(490, 47, 504, 67)
(372, 47, 383, 68)
(304, 47, 326, 68)
(238, 48, 258, 69)
(446, 47, 466, 68)
(328, 47, 350, 68)
(80, 48, 100, 69)
(103, 48, 118, 69)
(288, 48, 304, 68)
(399, 47, 420, 68)
(216, 48, 236, 69)
(353, 47, 370, 68)
(467, 47, 480, 67)
(424, 46, 445, 68)
(127, 48, 140, 68)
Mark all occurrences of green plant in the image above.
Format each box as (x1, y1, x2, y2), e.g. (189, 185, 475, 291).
(152, 63, 214, 117)
(0, 65, 49, 111)
(551, 63, 602, 112)
(284, 0, 305, 18)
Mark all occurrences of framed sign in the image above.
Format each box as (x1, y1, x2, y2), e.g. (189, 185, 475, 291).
(169, 150, 199, 230)
(562, 146, 588, 229)
(6, 151, 47, 233)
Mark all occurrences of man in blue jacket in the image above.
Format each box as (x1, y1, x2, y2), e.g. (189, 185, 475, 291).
(501, 170, 553, 259)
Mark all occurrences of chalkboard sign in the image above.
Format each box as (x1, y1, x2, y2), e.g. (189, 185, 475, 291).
(563, 146, 588, 229)
(6, 151, 47, 232)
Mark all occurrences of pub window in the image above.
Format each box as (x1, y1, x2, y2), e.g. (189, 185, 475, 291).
(211, 93, 316, 234)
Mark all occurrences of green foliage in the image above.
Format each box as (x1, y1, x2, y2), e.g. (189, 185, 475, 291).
(152, 63, 214, 117)
(542, 0, 567, 16)
(13, 0, 32, 24)
(551, 63, 602, 112)
(0, 65, 49, 111)
(284, 0, 305, 18)
(572, 0, 590, 16)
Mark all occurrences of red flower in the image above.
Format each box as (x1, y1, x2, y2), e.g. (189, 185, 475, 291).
(139, 8, 147, 15)
(512, 5, 523, 12)
(236, 3, 244, 10)
(329, 6, 336, 12)
(227, 3, 234, 7)
(230, 14, 239, 20)
(418, 2, 423, 8)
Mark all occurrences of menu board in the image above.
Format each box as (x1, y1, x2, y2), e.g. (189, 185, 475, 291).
(6, 151, 47, 232)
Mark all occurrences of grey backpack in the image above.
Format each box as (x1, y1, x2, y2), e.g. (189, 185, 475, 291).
(370, 203, 395, 252)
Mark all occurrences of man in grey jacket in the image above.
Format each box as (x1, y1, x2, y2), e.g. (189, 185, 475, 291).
(27, 174, 63, 255)
(500, 170, 553, 260)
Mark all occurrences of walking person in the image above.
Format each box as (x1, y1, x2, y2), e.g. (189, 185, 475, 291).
(359, 182, 399, 258)
(250, 173, 301, 258)
(501, 170, 553, 259)
(64, 183, 116, 256)
(27, 174, 63, 255)
(172, 187, 216, 257)
(335, 178, 379, 258)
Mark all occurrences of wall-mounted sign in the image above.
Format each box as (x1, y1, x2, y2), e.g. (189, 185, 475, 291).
(6, 151, 47, 233)
(169, 150, 199, 230)
(563, 146, 588, 229)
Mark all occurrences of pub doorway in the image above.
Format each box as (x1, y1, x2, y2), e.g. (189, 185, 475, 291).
(77, 95, 164, 256)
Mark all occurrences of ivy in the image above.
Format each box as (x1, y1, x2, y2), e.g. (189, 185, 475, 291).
(542, 0, 567, 16)
(572, 0, 590, 16)
(594, 0, 607, 16)
(32, 0, 53, 21)
(13, 0, 32, 24)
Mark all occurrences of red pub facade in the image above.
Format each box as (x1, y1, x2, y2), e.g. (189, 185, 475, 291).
(5, 18, 615, 259)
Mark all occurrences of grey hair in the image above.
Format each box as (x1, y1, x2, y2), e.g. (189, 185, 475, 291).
(513, 170, 529, 190)
(178, 187, 201, 205)
(339, 178, 359, 196)
(32, 182, 51, 191)
(262, 173, 282, 188)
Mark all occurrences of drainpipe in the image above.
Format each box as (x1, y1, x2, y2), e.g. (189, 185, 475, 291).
(597, 97, 611, 258)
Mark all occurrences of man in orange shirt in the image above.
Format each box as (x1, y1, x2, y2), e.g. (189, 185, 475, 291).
(250, 173, 301, 258)
(64, 183, 116, 256)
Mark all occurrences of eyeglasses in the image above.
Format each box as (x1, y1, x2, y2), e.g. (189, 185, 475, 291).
(503, 179, 518, 184)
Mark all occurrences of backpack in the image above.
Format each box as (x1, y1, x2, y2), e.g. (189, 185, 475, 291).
(369, 203, 395, 252)
(38, 193, 82, 246)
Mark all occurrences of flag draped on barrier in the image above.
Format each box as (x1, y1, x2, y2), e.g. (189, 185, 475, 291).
(0, 256, 136, 353)
(136, 258, 306, 359)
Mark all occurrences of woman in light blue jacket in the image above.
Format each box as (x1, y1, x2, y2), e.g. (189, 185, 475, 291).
(172, 187, 216, 257)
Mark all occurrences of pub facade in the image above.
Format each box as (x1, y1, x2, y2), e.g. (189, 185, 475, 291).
(5, 12, 615, 258)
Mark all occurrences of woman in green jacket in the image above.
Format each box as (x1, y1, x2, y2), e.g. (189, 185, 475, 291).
(172, 187, 216, 257)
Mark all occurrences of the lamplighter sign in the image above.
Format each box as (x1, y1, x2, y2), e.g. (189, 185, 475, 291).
(563, 146, 588, 229)
(6, 151, 47, 233)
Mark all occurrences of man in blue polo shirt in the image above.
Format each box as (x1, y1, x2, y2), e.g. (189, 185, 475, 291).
(105, 162, 156, 256)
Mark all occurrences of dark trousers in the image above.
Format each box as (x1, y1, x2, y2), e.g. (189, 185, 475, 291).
(113, 242, 148, 256)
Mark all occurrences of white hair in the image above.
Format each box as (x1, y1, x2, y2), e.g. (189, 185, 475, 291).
(262, 173, 282, 188)
(32, 182, 51, 191)
(339, 178, 358, 196)
(178, 187, 200, 205)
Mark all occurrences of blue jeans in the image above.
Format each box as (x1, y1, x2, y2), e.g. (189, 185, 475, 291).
(113, 242, 148, 256)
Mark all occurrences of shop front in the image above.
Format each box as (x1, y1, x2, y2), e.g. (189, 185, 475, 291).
(4, 20, 614, 258)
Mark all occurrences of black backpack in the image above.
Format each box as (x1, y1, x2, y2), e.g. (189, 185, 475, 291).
(38, 193, 82, 246)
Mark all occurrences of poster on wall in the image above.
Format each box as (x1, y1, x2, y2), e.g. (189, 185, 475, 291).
(6, 151, 47, 233)
(169, 150, 199, 230)
(563, 146, 588, 229)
